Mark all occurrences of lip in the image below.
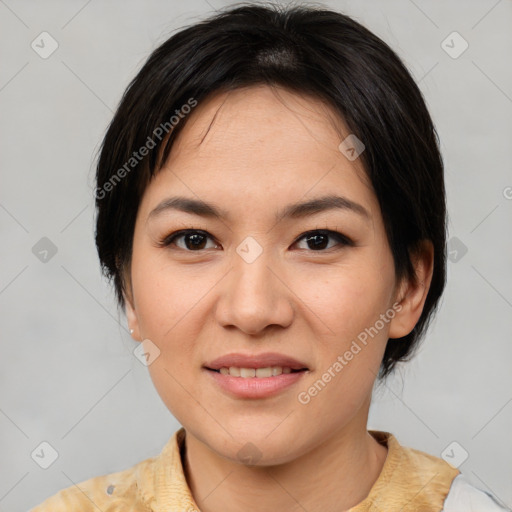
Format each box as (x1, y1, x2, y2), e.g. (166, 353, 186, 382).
(203, 352, 310, 399)
(204, 367, 309, 399)
(204, 352, 309, 371)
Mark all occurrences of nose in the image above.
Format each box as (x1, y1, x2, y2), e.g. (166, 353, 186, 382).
(215, 247, 294, 336)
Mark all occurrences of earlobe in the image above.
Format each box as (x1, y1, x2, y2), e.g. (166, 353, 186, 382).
(120, 265, 141, 342)
(388, 240, 434, 339)
(124, 292, 141, 342)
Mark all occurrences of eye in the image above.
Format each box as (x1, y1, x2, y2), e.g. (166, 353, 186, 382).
(158, 228, 352, 252)
(159, 229, 219, 251)
(293, 229, 353, 251)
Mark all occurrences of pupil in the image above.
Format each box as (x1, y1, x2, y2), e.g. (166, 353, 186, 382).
(308, 234, 327, 250)
(187, 233, 206, 250)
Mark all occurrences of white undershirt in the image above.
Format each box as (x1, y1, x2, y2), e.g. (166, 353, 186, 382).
(442, 474, 511, 511)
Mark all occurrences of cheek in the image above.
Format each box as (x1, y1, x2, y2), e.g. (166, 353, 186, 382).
(131, 257, 209, 417)
(131, 248, 205, 337)
(290, 259, 394, 407)
(292, 259, 394, 343)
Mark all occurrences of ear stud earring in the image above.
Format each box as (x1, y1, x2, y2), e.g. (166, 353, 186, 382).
(130, 328, 134, 334)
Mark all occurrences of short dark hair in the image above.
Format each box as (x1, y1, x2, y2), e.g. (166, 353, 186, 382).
(94, 3, 447, 379)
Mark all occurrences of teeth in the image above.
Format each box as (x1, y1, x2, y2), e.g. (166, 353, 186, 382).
(217, 366, 299, 378)
(256, 367, 272, 378)
(240, 368, 255, 378)
(229, 366, 240, 377)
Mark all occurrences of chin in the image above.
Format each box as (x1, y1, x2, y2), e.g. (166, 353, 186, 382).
(195, 421, 307, 466)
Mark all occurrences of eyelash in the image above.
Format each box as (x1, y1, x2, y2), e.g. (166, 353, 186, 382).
(157, 228, 354, 252)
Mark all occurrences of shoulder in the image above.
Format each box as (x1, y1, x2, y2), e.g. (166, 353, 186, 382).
(367, 432, 508, 511)
(364, 431, 460, 510)
(29, 451, 159, 512)
(388, 437, 507, 511)
(442, 474, 511, 512)
(371, 431, 460, 486)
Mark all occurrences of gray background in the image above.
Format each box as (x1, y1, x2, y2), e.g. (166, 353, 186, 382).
(1, 0, 511, 510)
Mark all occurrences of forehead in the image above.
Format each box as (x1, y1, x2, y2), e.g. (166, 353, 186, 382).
(140, 85, 375, 221)
(171, 85, 348, 163)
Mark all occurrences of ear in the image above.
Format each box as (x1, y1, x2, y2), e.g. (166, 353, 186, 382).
(388, 240, 434, 339)
(124, 283, 142, 342)
(118, 259, 142, 342)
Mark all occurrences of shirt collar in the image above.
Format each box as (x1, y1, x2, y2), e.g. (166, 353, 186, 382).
(137, 427, 458, 511)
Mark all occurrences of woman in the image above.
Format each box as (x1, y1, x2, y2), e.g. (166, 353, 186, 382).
(32, 3, 508, 511)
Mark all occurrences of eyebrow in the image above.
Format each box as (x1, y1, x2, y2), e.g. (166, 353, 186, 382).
(148, 194, 370, 222)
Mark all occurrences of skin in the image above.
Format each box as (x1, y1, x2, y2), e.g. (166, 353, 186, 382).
(125, 85, 433, 512)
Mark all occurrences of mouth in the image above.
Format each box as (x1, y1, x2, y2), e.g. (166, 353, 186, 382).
(203, 352, 310, 399)
(205, 366, 307, 378)
(204, 352, 309, 375)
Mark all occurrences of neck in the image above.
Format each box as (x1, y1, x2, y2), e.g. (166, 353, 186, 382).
(182, 407, 387, 512)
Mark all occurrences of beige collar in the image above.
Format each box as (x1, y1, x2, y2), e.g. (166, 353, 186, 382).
(137, 428, 459, 511)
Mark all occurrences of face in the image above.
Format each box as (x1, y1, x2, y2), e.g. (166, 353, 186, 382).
(125, 85, 420, 465)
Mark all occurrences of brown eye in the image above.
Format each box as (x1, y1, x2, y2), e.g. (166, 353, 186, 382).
(294, 230, 353, 251)
(160, 230, 218, 251)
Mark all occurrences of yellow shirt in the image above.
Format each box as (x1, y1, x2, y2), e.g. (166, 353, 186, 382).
(31, 428, 460, 511)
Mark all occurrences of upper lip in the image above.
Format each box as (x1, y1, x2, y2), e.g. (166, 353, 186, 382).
(204, 352, 309, 371)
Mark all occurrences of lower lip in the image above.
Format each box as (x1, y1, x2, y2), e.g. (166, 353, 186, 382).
(204, 368, 308, 399)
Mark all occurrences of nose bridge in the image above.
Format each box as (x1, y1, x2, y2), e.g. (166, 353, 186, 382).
(216, 237, 293, 334)
(232, 240, 277, 309)
(234, 248, 272, 297)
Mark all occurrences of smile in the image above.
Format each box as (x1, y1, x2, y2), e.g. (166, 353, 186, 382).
(205, 367, 309, 399)
(214, 366, 303, 378)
